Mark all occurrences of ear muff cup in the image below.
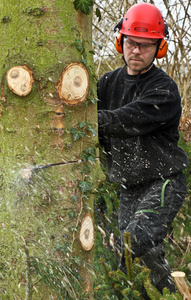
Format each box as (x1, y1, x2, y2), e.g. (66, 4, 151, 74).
(156, 38, 168, 59)
(115, 33, 123, 53)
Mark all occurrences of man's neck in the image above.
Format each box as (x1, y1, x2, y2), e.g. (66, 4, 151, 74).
(126, 63, 153, 75)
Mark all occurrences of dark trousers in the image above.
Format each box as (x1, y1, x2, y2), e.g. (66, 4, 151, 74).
(118, 172, 187, 293)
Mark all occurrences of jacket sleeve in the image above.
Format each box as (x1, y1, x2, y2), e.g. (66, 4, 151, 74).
(98, 86, 181, 139)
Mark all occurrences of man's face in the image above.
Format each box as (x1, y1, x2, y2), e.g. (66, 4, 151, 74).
(123, 35, 158, 75)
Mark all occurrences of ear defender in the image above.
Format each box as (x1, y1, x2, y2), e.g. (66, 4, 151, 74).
(156, 38, 168, 59)
(114, 19, 124, 53)
(156, 22, 169, 59)
(115, 33, 123, 53)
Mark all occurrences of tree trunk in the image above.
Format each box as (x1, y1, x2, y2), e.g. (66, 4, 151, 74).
(0, 1, 103, 299)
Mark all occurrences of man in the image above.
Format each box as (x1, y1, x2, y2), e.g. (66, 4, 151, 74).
(97, 2, 189, 296)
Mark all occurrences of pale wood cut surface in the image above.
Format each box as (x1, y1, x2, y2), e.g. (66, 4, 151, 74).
(79, 212, 94, 251)
(171, 271, 191, 300)
(6, 65, 34, 96)
(57, 62, 89, 105)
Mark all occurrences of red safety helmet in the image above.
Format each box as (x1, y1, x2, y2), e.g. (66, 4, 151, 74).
(115, 3, 168, 58)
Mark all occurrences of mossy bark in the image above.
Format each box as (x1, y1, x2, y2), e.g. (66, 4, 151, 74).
(0, 1, 104, 299)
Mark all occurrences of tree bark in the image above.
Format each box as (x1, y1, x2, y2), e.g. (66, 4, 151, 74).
(0, 1, 104, 299)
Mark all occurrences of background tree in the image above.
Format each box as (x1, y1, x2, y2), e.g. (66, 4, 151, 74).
(0, 0, 103, 299)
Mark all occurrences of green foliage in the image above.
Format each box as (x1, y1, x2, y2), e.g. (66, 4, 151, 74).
(94, 232, 184, 299)
(124, 232, 134, 281)
(71, 194, 79, 203)
(71, 146, 96, 177)
(94, 232, 148, 299)
(164, 132, 191, 282)
(73, 29, 88, 64)
(55, 243, 71, 254)
(96, 181, 119, 219)
(81, 146, 96, 163)
(78, 120, 97, 136)
(95, 7, 102, 22)
(68, 210, 76, 219)
(144, 280, 183, 300)
(88, 97, 99, 104)
(70, 121, 96, 141)
(94, 133, 191, 300)
(73, 0, 93, 15)
(70, 127, 86, 141)
(93, 40, 103, 50)
(179, 132, 191, 192)
(78, 180, 92, 193)
(144, 278, 163, 299)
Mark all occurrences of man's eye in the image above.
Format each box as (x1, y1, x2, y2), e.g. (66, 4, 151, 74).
(142, 44, 150, 48)
(128, 40, 134, 46)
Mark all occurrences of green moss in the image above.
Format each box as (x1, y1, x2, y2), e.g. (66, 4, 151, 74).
(0, 0, 99, 298)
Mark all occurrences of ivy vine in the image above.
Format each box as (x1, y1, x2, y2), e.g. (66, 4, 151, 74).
(70, 121, 96, 141)
(73, 0, 93, 15)
(74, 30, 88, 65)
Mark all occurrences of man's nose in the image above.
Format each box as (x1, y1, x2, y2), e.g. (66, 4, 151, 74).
(132, 46, 141, 54)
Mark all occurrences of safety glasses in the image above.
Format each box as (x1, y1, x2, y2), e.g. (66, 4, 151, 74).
(124, 36, 158, 52)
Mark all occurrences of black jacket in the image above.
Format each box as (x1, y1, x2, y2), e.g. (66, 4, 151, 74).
(97, 65, 189, 187)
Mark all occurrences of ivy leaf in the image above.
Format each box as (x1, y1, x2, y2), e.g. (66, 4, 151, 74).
(88, 125, 97, 137)
(55, 243, 70, 254)
(90, 97, 99, 104)
(71, 194, 79, 203)
(86, 147, 96, 161)
(96, 7, 101, 21)
(69, 226, 78, 232)
(79, 121, 87, 128)
(86, 146, 96, 155)
(87, 155, 95, 162)
(75, 39, 83, 52)
(93, 40, 103, 50)
(70, 128, 85, 141)
(73, 0, 93, 15)
(68, 211, 76, 219)
(80, 58, 87, 65)
(81, 146, 96, 162)
(78, 181, 92, 193)
(83, 164, 91, 173)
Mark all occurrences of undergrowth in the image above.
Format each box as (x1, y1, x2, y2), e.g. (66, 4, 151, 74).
(93, 131, 191, 299)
